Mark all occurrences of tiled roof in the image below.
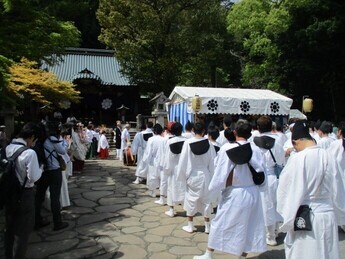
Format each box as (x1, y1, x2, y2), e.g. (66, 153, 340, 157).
(41, 48, 132, 86)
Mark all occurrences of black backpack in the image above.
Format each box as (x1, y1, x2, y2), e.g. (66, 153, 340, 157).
(0, 144, 29, 210)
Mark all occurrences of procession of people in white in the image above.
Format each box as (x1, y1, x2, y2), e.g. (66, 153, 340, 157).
(35, 115, 345, 259)
(131, 117, 345, 259)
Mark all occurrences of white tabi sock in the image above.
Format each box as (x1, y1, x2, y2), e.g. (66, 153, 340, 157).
(182, 221, 194, 233)
(204, 222, 210, 233)
(193, 250, 213, 259)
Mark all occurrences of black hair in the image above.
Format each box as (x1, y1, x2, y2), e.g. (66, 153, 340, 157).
(193, 122, 205, 135)
(235, 119, 252, 139)
(153, 123, 163, 135)
(207, 126, 219, 141)
(18, 122, 40, 140)
(147, 121, 153, 129)
(171, 122, 183, 136)
(45, 121, 61, 137)
(140, 124, 147, 130)
(338, 121, 345, 137)
(223, 116, 232, 127)
(224, 128, 235, 142)
(185, 121, 193, 131)
(257, 116, 272, 133)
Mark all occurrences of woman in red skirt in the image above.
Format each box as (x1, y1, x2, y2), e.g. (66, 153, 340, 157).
(97, 130, 109, 159)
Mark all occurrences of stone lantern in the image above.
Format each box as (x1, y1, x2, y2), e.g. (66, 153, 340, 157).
(150, 92, 168, 126)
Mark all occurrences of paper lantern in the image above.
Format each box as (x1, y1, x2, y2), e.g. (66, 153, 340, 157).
(192, 95, 202, 112)
(302, 98, 313, 113)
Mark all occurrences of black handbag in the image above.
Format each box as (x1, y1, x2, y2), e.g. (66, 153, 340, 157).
(294, 205, 312, 231)
(247, 163, 265, 185)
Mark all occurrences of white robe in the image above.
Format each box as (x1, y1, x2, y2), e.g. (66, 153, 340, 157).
(71, 129, 87, 161)
(157, 134, 173, 196)
(176, 137, 216, 217)
(132, 128, 153, 178)
(254, 132, 285, 226)
(277, 146, 342, 259)
(317, 136, 334, 150)
(163, 136, 186, 205)
(120, 128, 130, 161)
(327, 139, 345, 225)
(142, 134, 164, 190)
(207, 141, 266, 256)
(97, 134, 109, 152)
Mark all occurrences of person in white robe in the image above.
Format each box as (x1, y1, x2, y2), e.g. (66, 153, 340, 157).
(207, 124, 221, 154)
(97, 130, 109, 159)
(155, 122, 175, 205)
(277, 120, 345, 259)
(317, 121, 335, 149)
(309, 121, 321, 143)
(120, 124, 131, 161)
(216, 115, 232, 146)
(252, 115, 284, 246)
(176, 122, 216, 233)
(327, 121, 345, 230)
(182, 120, 194, 139)
(163, 122, 186, 217)
(142, 124, 164, 197)
(194, 119, 267, 259)
(132, 122, 154, 184)
(70, 124, 87, 173)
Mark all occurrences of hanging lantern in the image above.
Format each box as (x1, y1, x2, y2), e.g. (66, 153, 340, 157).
(302, 98, 313, 113)
(192, 94, 202, 113)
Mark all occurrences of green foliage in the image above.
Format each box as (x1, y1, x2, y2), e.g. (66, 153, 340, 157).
(0, 4, 80, 63)
(227, 0, 289, 90)
(8, 58, 80, 108)
(0, 0, 81, 110)
(97, 0, 238, 94)
(0, 55, 13, 106)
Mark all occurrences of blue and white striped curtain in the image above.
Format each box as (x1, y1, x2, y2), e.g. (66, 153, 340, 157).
(168, 102, 193, 131)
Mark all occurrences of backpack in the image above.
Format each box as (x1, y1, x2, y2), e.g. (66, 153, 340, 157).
(0, 144, 29, 210)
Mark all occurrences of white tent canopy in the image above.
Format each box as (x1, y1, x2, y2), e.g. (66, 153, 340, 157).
(289, 109, 307, 120)
(168, 86, 293, 116)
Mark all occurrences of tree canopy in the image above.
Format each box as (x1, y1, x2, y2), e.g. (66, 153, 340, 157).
(97, 0, 238, 94)
(0, 0, 81, 112)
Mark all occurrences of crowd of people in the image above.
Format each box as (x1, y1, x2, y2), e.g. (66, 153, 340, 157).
(129, 116, 345, 259)
(1, 114, 345, 259)
(1, 115, 114, 258)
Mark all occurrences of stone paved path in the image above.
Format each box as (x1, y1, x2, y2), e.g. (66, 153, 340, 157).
(1, 153, 345, 259)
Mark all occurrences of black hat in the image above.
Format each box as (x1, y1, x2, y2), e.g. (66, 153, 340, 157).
(292, 120, 313, 140)
(254, 136, 275, 150)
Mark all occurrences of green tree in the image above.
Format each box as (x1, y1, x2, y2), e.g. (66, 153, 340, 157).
(226, 0, 289, 91)
(278, 0, 345, 121)
(7, 58, 80, 120)
(97, 0, 239, 94)
(33, 0, 103, 48)
(0, 0, 81, 109)
(0, 0, 80, 63)
(178, 2, 241, 87)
